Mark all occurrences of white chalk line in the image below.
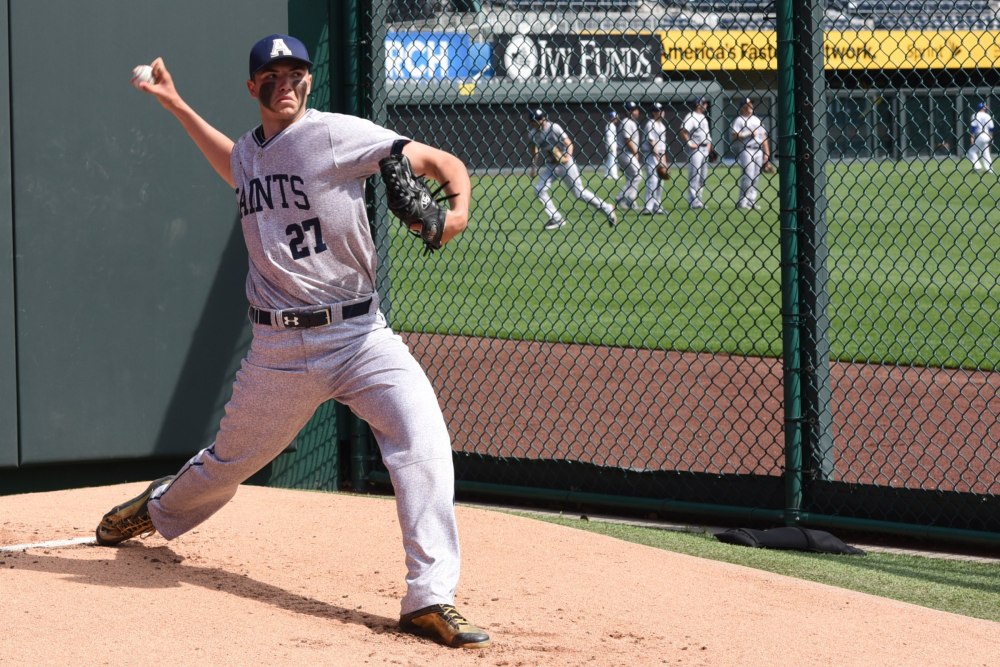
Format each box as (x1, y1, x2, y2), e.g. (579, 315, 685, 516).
(0, 536, 96, 552)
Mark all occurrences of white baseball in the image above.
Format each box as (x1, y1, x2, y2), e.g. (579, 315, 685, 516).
(130, 64, 154, 89)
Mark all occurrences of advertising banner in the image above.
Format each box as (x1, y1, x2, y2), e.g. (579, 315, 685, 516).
(659, 30, 1000, 70)
(493, 32, 662, 80)
(385, 31, 492, 80)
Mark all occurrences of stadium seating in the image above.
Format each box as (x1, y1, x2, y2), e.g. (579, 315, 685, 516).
(476, 1, 1000, 32)
(501, 0, 637, 8)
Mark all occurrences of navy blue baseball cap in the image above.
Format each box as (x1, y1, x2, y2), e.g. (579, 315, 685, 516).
(607, 110, 617, 119)
(650, 102, 664, 112)
(528, 108, 547, 121)
(692, 96, 708, 107)
(249, 34, 313, 78)
(977, 101, 987, 110)
(624, 100, 639, 112)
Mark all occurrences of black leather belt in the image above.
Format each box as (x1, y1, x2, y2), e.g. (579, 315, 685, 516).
(248, 298, 373, 328)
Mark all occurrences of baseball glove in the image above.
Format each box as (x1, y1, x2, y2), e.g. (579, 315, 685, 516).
(379, 154, 455, 254)
(762, 161, 777, 174)
(655, 164, 670, 180)
(708, 148, 719, 164)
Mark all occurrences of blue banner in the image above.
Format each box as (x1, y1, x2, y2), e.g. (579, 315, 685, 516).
(385, 31, 492, 81)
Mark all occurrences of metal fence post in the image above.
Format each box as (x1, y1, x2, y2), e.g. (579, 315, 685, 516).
(793, 1, 834, 483)
(776, 0, 803, 523)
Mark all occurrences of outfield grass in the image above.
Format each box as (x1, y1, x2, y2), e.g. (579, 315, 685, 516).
(523, 512, 1000, 623)
(389, 158, 999, 370)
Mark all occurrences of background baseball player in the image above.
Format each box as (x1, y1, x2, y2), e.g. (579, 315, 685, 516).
(615, 100, 643, 211)
(602, 109, 620, 180)
(968, 101, 994, 173)
(679, 96, 712, 210)
(95, 34, 490, 650)
(641, 102, 669, 215)
(729, 97, 771, 210)
(526, 108, 617, 230)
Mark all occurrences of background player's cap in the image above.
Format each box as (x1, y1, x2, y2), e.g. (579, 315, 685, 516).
(607, 110, 617, 119)
(528, 108, 547, 121)
(741, 97, 753, 106)
(650, 102, 664, 112)
(977, 101, 987, 110)
(624, 100, 639, 112)
(692, 96, 708, 107)
(249, 34, 313, 78)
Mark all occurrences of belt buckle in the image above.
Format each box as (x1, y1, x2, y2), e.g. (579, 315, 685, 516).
(280, 310, 302, 328)
(320, 307, 332, 326)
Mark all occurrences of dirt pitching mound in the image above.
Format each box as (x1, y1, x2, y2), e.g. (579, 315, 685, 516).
(1, 484, 995, 666)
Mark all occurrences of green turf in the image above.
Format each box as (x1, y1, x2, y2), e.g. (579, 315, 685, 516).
(388, 158, 999, 370)
(520, 512, 1000, 622)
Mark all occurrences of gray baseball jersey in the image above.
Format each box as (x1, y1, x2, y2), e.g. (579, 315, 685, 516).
(150, 107, 464, 616)
(231, 108, 404, 310)
(971, 110, 994, 140)
(730, 114, 766, 151)
(528, 121, 569, 159)
(642, 118, 668, 156)
(682, 111, 710, 147)
(617, 117, 641, 152)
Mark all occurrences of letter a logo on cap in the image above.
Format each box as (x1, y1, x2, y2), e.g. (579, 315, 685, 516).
(270, 38, 293, 58)
(249, 33, 313, 77)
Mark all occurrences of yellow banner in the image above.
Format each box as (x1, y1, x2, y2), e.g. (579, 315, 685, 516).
(659, 30, 1000, 70)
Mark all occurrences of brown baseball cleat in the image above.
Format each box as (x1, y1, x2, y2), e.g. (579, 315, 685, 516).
(399, 603, 491, 648)
(94, 476, 175, 546)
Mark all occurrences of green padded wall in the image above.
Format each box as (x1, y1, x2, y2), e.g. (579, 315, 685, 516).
(0, 1, 14, 467)
(8, 1, 295, 465)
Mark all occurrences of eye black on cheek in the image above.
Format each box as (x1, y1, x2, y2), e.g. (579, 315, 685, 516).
(259, 80, 278, 109)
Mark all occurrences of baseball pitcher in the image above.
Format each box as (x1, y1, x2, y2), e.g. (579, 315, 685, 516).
(95, 33, 490, 650)
(679, 96, 712, 210)
(641, 102, 669, 215)
(968, 102, 994, 173)
(527, 108, 617, 230)
(730, 97, 770, 210)
(615, 100, 643, 210)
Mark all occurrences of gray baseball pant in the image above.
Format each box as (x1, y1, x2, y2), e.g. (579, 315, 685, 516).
(616, 153, 642, 207)
(687, 147, 709, 207)
(643, 153, 666, 212)
(737, 150, 763, 207)
(535, 160, 612, 223)
(147, 294, 460, 615)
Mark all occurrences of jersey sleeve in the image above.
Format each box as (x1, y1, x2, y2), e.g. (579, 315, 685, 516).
(327, 114, 407, 178)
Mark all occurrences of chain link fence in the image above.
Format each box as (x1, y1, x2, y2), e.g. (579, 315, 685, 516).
(278, 1, 1000, 545)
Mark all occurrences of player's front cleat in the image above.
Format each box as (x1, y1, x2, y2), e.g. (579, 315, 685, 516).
(95, 476, 174, 546)
(399, 604, 491, 649)
(606, 210, 618, 227)
(543, 218, 566, 230)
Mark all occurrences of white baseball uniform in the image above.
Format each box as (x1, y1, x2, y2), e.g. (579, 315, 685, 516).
(147, 109, 462, 615)
(616, 116, 643, 208)
(730, 112, 768, 208)
(528, 120, 614, 227)
(642, 116, 668, 214)
(968, 109, 994, 172)
(602, 118, 619, 179)
(681, 110, 711, 209)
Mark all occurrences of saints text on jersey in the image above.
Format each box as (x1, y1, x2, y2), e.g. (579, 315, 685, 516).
(237, 174, 311, 218)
